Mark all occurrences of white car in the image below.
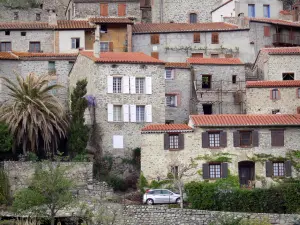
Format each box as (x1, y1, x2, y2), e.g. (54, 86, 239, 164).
(143, 189, 181, 205)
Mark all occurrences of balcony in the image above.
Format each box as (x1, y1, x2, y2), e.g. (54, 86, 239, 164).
(273, 33, 300, 46)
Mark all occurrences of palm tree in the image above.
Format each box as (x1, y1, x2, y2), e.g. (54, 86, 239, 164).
(0, 73, 69, 156)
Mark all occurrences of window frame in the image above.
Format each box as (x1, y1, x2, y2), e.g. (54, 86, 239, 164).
(282, 72, 294, 80)
(273, 162, 285, 177)
(113, 105, 122, 122)
(189, 13, 197, 23)
(135, 77, 145, 94)
(209, 163, 221, 179)
(5, 30, 10, 36)
(71, 38, 80, 49)
(0, 42, 12, 52)
(165, 94, 177, 107)
(211, 54, 219, 58)
(208, 132, 221, 148)
(193, 33, 200, 43)
(136, 105, 145, 122)
(169, 134, 179, 149)
(239, 131, 252, 147)
(271, 88, 280, 100)
(36, 13, 41, 21)
(14, 12, 19, 20)
(29, 42, 41, 52)
(21, 31, 26, 36)
(211, 33, 219, 44)
(100, 41, 110, 52)
(113, 77, 122, 93)
(232, 75, 237, 84)
(264, 26, 270, 37)
(263, 4, 270, 18)
(248, 4, 255, 17)
(297, 88, 300, 98)
(165, 69, 174, 79)
(202, 75, 212, 89)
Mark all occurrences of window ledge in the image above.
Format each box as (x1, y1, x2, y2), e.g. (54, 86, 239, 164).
(168, 149, 183, 151)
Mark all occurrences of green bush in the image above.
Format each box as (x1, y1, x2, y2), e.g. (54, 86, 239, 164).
(0, 169, 10, 205)
(137, 173, 149, 193)
(106, 175, 128, 192)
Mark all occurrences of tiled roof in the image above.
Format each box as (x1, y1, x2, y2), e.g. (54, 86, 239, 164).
(165, 62, 190, 68)
(0, 22, 51, 30)
(190, 114, 300, 127)
(74, 0, 138, 2)
(280, 10, 292, 15)
(56, 20, 95, 29)
(89, 17, 134, 24)
(0, 52, 18, 60)
(80, 51, 165, 64)
(187, 57, 243, 65)
(249, 17, 300, 28)
(246, 80, 300, 88)
(211, 0, 233, 13)
(132, 22, 241, 34)
(0, 52, 77, 60)
(141, 124, 193, 133)
(261, 47, 300, 55)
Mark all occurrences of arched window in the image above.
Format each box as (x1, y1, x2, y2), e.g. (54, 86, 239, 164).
(189, 13, 197, 23)
(271, 88, 280, 100)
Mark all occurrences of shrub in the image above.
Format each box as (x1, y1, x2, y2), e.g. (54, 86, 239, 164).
(0, 169, 10, 205)
(106, 175, 128, 192)
(137, 173, 149, 193)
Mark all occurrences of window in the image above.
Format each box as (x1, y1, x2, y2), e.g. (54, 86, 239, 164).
(202, 75, 211, 89)
(21, 32, 26, 36)
(136, 105, 145, 122)
(150, 34, 160, 45)
(5, 30, 10, 36)
(29, 42, 41, 52)
(273, 162, 285, 177)
(209, 164, 221, 178)
(263, 5, 270, 18)
(169, 134, 179, 149)
(14, 12, 19, 20)
(166, 95, 177, 107)
(151, 52, 159, 59)
(165, 69, 174, 79)
(209, 132, 220, 147)
(203, 104, 212, 115)
(271, 129, 284, 147)
(48, 79, 57, 95)
(193, 33, 200, 43)
(240, 131, 252, 147)
(232, 75, 237, 84)
(191, 53, 203, 58)
(264, 26, 270, 37)
(189, 13, 197, 23)
(166, 120, 174, 124)
(135, 78, 145, 94)
(100, 25, 108, 33)
(298, 88, 300, 98)
(48, 61, 56, 75)
(68, 61, 74, 72)
(211, 54, 219, 58)
(248, 4, 255, 17)
(100, 42, 109, 52)
(171, 166, 179, 178)
(113, 77, 122, 93)
(71, 38, 80, 49)
(113, 135, 123, 149)
(113, 105, 122, 122)
(211, 33, 219, 44)
(0, 42, 11, 52)
(100, 3, 108, 16)
(118, 3, 126, 16)
(225, 54, 233, 58)
(272, 109, 280, 114)
(289, 31, 295, 40)
(282, 73, 294, 80)
(36, 13, 41, 21)
(271, 88, 279, 100)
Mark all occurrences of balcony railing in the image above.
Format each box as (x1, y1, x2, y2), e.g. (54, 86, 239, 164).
(273, 33, 300, 46)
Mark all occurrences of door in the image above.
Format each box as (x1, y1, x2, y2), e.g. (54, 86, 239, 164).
(161, 190, 171, 203)
(239, 161, 255, 187)
(153, 190, 164, 203)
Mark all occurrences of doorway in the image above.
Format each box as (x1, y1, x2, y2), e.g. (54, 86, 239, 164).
(238, 161, 255, 187)
(203, 104, 212, 115)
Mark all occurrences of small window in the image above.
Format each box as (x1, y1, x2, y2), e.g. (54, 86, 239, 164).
(208, 132, 220, 147)
(232, 75, 237, 84)
(165, 120, 174, 124)
(273, 162, 285, 177)
(263, 5, 270, 18)
(193, 33, 200, 43)
(36, 13, 41, 21)
(171, 166, 179, 178)
(282, 73, 294, 80)
(48, 61, 56, 75)
(5, 30, 10, 36)
(100, 25, 108, 33)
(14, 12, 19, 20)
(271, 88, 279, 100)
(71, 38, 80, 49)
(150, 34, 160, 45)
(211, 54, 219, 58)
(118, 3, 126, 16)
(136, 78, 145, 94)
(165, 94, 177, 107)
(272, 109, 280, 114)
(211, 33, 219, 44)
(264, 26, 270, 37)
(297, 88, 300, 98)
(203, 104, 212, 115)
(100, 42, 109, 52)
(225, 54, 233, 58)
(165, 69, 174, 79)
(29, 42, 41, 52)
(113, 135, 123, 149)
(136, 105, 145, 122)
(113, 105, 122, 122)
(209, 164, 221, 179)
(169, 134, 179, 149)
(202, 75, 211, 89)
(21, 32, 26, 36)
(191, 53, 203, 58)
(113, 77, 122, 93)
(151, 52, 159, 59)
(248, 4, 255, 17)
(271, 129, 284, 147)
(240, 131, 252, 147)
(48, 78, 57, 95)
(0, 42, 12, 52)
(100, 3, 109, 16)
(189, 13, 197, 23)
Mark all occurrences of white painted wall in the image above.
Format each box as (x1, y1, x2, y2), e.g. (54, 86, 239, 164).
(212, 0, 235, 22)
(58, 30, 85, 53)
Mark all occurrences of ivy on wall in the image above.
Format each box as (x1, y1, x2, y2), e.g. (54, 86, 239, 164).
(165, 45, 240, 55)
(195, 152, 236, 163)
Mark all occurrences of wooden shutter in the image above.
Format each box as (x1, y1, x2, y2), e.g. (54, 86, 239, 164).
(107, 76, 113, 93)
(297, 106, 300, 114)
(130, 76, 136, 94)
(178, 133, 184, 150)
(150, 34, 159, 44)
(130, 105, 136, 122)
(145, 77, 152, 94)
(145, 105, 152, 122)
(252, 130, 259, 147)
(164, 133, 169, 150)
(123, 76, 129, 94)
(285, 161, 292, 177)
(151, 52, 159, 59)
(118, 3, 126, 16)
(289, 30, 295, 40)
(233, 131, 240, 147)
(271, 129, 284, 147)
(202, 132, 209, 148)
(107, 104, 113, 122)
(100, 3, 108, 16)
(211, 33, 219, 44)
(202, 163, 209, 179)
(266, 161, 273, 177)
(191, 53, 203, 58)
(221, 163, 228, 178)
(220, 131, 227, 148)
(193, 33, 200, 43)
(264, 26, 270, 37)
(225, 54, 233, 58)
(123, 104, 129, 122)
(109, 42, 113, 52)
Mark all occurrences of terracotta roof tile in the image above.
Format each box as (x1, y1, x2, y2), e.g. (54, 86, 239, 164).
(0, 52, 18, 60)
(89, 17, 134, 24)
(141, 124, 193, 132)
(280, 10, 292, 15)
(132, 22, 240, 34)
(246, 80, 300, 88)
(56, 20, 95, 29)
(249, 17, 300, 28)
(261, 47, 300, 54)
(80, 51, 165, 64)
(0, 52, 77, 60)
(190, 114, 300, 127)
(165, 62, 190, 68)
(187, 57, 243, 65)
(0, 22, 51, 30)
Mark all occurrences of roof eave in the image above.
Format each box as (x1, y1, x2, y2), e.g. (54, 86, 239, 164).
(194, 124, 300, 128)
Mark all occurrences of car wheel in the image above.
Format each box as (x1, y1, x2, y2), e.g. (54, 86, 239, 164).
(146, 199, 154, 205)
(176, 198, 181, 204)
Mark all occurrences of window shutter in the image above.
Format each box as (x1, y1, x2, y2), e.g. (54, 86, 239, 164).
(118, 3, 126, 16)
(130, 76, 136, 94)
(107, 76, 113, 93)
(109, 42, 113, 52)
(202, 132, 209, 148)
(221, 163, 228, 178)
(145, 77, 152, 94)
(289, 30, 295, 40)
(100, 3, 108, 16)
(264, 26, 270, 37)
(271, 130, 284, 147)
(211, 33, 219, 44)
(297, 106, 300, 114)
(150, 34, 159, 44)
(220, 131, 227, 148)
(202, 163, 209, 179)
(145, 105, 152, 122)
(193, 33, 200, 43)
(266, 161, 273, 177)
(151, 52, 159, 59)
(233, 131, 240, 147)
(123, 104, 129, 122)
(107, 104, 113, 122)
(164, 133, 169, 150)
(130, 105, 136, 122)
(252, 130, 259, 147)
(123, 76, 129, 94)
(178, 133, 184, 150)
(285, 160, 292, 177)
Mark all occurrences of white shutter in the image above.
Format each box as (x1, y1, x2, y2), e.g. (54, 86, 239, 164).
(130, 104, 136, 122)
(130, 76, 136, 94)
(107, 104, 113, 122)
(113, 135, 124, 149)
(145, 105, 152, 122)
(107, 76, 113, 93)
(123, 104, 129, 122)
(171, 69, 175, 79)
(123, 76, 129, 94)
(145, 77, 152, 94)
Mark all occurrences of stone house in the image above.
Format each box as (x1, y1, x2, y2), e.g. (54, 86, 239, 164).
(66, 0, 141, 22)
(187, 57, 246, 115)
(141, 114, 300, 187)
(246, 80, 300, 114)
(164, 62, 192, 124)
(132, 22, 254, 63)
(69, 51, 165, 155)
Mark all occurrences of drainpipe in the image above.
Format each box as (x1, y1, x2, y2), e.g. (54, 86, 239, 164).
(94, 24, 100, 57)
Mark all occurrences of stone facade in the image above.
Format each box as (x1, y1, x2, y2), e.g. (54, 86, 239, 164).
(69, 53, 165, 155)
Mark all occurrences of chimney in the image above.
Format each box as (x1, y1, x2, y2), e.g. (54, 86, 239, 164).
(94, 24, 100, 58)
(237, 13, 245, 28)
(48, 10, 57, 26)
